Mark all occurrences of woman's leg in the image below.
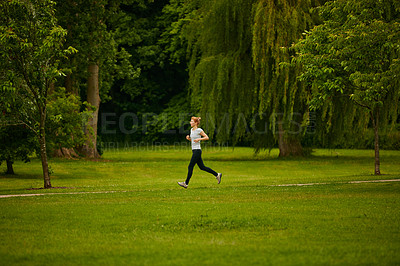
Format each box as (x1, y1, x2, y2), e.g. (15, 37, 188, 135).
(185, 150, 201, 185)
(197, 151, 218, 177)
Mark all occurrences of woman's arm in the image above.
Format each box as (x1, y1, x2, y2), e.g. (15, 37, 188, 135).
(194, 131, 209, 142)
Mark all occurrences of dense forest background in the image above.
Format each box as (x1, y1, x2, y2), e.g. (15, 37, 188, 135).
(1, 0, 399, 167)
(94, 0, 400, 152)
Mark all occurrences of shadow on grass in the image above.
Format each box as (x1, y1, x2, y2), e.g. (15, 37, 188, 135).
(0, 173, 41, 180)
(26, 186, 76, 190)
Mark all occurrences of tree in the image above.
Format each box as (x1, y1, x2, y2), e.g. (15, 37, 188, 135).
(182, 0, 320, 156)
(295, 0, 400, 174)
(0, 66, 36, 175)
(0, 87, 89, 174)
(251, 0, 321, 156)
(0, 0, 76, 188)
(0, 125, 36, 175)
(56, 0, 108, 158)
(46, 88, 91, 158)
(55, 0, 138, 157)
(184, 0, 258, 145)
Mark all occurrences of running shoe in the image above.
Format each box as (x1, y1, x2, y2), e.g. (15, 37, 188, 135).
(216, 173, 222, 184)
(178, 182, 188, 188)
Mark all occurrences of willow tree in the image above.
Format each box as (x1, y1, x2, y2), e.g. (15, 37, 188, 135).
(296, 0, 400, 174)
(186, 0, 257, 144)
(184, 0, 320, 156)
(252, 0, 320, 156)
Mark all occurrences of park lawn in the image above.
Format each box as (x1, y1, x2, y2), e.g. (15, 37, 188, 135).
(0, 147, 399, 265)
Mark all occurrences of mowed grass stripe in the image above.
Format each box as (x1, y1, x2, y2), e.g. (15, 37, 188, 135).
(0, 178, 399, 198)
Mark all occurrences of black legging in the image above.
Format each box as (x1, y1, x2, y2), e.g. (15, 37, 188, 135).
(185, 149, 217, 185)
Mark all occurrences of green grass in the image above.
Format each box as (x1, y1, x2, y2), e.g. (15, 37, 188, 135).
(0, 147, 400, 265)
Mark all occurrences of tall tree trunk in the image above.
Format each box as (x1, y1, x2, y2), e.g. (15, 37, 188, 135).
(277, 122, 286, 156)
(372, 109, 381, 175)
(39, 110, 52, 188)
(82, 63, 100, 158)
(49, 82, 55, 94)
(277, 120, 303, 157)
(65, 73, 78, 95)
(6, 159, 14, 175)
(65, 73, 73, 93)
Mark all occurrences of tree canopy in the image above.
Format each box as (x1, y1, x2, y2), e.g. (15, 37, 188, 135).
(0, 0, 76, 187)
(295, 0, 400, 173)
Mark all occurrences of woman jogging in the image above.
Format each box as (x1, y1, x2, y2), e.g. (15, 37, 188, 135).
(178, 117, 222, 188)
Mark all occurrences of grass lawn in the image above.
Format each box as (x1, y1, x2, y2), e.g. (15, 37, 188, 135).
(0, 147, 399, 265)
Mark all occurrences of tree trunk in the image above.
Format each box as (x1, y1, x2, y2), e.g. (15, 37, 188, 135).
(277, 121, 303, 157)
(49, 82, 55, 94)
(65, 73, 78, 95)
(6, 159, 14, 175)
(53, 147, 79, 159)
(39, 111, 52, 188)
(81, 63, 100, 158)
(372, 110, 381, 175)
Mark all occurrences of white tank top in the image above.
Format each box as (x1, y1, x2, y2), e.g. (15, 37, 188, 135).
(190, 128, 203, 150)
